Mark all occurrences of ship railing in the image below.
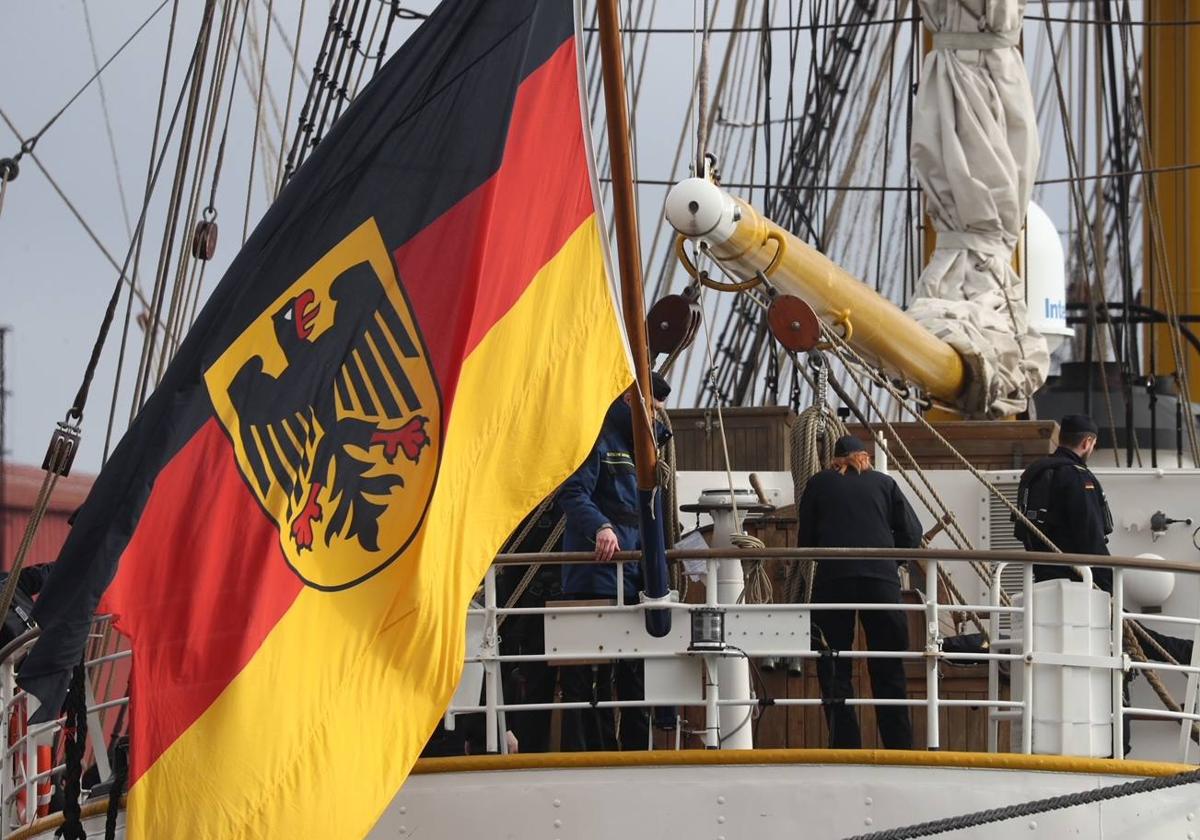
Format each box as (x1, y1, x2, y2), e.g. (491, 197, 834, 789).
(0, 551, 1198, 834)
(0, 615, 129, 836)
(452, 548, 1200, 761)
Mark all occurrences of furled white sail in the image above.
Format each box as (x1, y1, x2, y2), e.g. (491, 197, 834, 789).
(908, 0, 1049, 417)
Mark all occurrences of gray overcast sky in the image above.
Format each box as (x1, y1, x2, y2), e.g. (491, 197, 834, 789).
(1, 1, 1103, 475)
(0, 0, 735, 475)
(1, 2, 437, 474)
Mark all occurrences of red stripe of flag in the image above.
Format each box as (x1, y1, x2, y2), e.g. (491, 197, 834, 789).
(101, 419, 303, 782)
(396, 38, 593, 412)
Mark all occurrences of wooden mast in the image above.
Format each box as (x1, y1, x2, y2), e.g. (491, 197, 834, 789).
(595, 0, 658, 488)
(1146, 1, 1200, 403)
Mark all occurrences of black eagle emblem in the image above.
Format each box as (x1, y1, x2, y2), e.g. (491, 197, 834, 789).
(226, 261, 432, 554)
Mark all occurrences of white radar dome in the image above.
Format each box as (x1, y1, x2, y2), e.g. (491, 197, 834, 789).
(1025, 201, 1074, 354)
(1126, 556, 1176, 608)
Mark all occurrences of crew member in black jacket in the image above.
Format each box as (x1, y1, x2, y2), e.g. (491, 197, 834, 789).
(1014, 414, 1114, 591)
(796, 435, 923, 749)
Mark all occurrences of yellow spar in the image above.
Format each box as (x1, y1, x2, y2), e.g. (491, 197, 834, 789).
(664, 178, 967, 405)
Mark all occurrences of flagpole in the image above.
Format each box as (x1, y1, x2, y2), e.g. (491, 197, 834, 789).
(596, 0, 658, 486)
(596, 0, 671, 637)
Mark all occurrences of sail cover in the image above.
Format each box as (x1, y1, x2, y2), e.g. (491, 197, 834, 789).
(19, 2, 632, 837)
(908, 0, 1049, 417)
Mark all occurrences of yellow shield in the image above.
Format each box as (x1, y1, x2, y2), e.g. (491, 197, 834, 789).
(205, 219, 441, 589)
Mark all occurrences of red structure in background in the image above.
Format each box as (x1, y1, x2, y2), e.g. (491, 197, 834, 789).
(1, 464, 94, 572)
(2, 465, 131, 761)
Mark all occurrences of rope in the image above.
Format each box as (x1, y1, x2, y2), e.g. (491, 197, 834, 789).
(655, 406, 681, 548)
(81, 0, 135, 238)
(57, 664, 89, 840)
(104, 738, 129, 840)
(0, 0, 172, 169)
(1126, 622, 1200, 745)
(784, 396, 847, 603)
(242, 0, 276, 245)
(696, 286, 771, 602)
(274, 0, 308, 196)
(695, 0, 710, 172)
(0, 437, 70, 625)
(844, 767, 1200, 840)
(494, 515, 565, 633)
(0, 107, 155, 314)
(130, 0, 221, 416)
(101, 0, 183, 464)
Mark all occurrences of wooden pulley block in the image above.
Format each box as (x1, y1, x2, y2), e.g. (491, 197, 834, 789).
(191, 219, 219, 261)
(767, 294, 820, 352)
(646, 293, 701, 357)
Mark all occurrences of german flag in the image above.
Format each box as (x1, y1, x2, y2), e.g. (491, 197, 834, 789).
(19, 2, 631, 836)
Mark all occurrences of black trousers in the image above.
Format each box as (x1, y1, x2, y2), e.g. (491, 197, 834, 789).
(560, 660, 648, 751)
(558, 593, 648, 752)
(812, 577, 913, 750)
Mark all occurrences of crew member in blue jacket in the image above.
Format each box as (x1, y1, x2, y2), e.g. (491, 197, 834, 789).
(557, 372, 671, 751)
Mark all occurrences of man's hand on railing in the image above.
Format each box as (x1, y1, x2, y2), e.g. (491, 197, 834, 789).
(595, 526, 620, 563)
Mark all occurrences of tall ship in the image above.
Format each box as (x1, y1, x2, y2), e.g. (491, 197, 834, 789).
(2, 1, 1200, 837)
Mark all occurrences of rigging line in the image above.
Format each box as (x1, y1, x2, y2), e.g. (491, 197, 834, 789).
(273, 0, 308, 196)
(262, 0, 312, 90)
(159, 0, 243, 372)
(585, 17, 912, 35)
(240, 0, 287, 141)
(131, 0, 220, 418)
(80, 0, 134, 238)
(1037, 0, 1128, 465)
(154, 0, 239, 382)
(643, 0, 724, 303)
(350, 0, 385, 100)
(208, 0, 253, 213)
(75, 0, 205, 437)
(1117, 14, 1200, 464)
(312, 0, 365, 150)
(8, 0, 172, 162)
(103, 0, 182, 464)
(331, 0, 376, 126)
(873, 5, 900, 293)
(242, 0, 276, 246)
(282, 0, 344, 183)
(371, 0, 404, 76)
(0, 106, 155, 315)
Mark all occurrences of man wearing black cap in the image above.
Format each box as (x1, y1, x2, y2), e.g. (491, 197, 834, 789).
(1014, 414, 1114, 590)
(556, 373, 672, 751)
(796, 434, 923, 749)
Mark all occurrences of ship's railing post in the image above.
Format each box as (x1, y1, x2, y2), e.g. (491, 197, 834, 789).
(1112, 567, 1127, 761)
(1020, 562, 1035, 754)
(704, 654, 720, 749)
(705, 556, 720, 748)
(1179, 610, 1200, 763)
(0, 658, 13, 832)
(987, 563, 1005, 753)
(924, 556, 941, 750)
(483, 566, 500, 754)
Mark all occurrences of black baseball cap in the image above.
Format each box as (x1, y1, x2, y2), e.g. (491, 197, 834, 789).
(1060, 414, 1099, 436)
(833, 435, 866, 457)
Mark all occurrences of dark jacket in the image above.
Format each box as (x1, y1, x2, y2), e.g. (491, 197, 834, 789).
(1019, 446, 1111, 557)
(796, 468, 923, 587)
(559, 401, 666, 598)
(1019, 446, 1113, 590)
